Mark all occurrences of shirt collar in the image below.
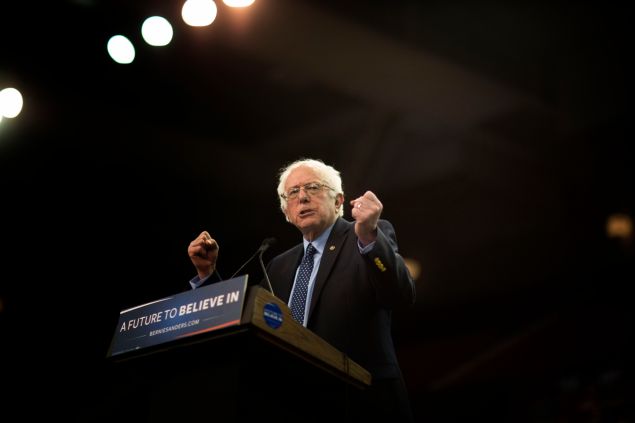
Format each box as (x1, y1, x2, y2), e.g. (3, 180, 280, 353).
(303, 222, 335, 255)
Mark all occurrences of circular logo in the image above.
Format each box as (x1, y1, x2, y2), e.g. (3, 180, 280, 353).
(263, 302, 283, 329)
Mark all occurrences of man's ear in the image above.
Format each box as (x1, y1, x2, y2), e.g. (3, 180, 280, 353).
(335, 193, 344, 208)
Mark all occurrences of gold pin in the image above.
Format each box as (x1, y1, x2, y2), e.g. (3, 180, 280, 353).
(329, 245, 335, 251)
(374, 257, 387, 272)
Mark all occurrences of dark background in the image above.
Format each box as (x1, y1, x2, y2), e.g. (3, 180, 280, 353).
(1, 1, 633, 421)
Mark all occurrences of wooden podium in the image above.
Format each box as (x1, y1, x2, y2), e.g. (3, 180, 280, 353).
(105, 285, 370, 422)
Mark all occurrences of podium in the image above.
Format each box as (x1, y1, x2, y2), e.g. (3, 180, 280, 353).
(105, 279, 371, 422)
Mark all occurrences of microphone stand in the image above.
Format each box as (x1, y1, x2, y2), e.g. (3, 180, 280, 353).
(259, 248, 275, 296)
(229, 237, 276, 297)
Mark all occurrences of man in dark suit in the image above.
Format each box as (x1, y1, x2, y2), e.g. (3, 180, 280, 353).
(188, 158, 416, 421)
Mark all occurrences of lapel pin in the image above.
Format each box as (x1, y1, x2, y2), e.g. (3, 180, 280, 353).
(329, 245, 335, 251)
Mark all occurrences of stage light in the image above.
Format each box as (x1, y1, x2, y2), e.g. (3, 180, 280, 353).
(0, 87, 24, 119)
(107, 35, 136, 64)
(606, 213, 633, 239)
(182, 0, 217, 27)
(403, 257, 421, 281)
(141, 16, 174, 47)
(223, 0, 255, 7)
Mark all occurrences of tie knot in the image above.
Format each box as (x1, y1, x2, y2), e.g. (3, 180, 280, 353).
(305, 243, 316, 257)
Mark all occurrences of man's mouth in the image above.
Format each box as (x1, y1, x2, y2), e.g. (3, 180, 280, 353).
(299, 209, 314, 217)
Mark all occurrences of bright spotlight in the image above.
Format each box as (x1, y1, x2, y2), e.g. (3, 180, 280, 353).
(141, 16, 174, 47)
(107, 35, 136, 64)
(223, 0, 255, 6)
(182, 0, 217, 27)
(0, 87, 24, 118)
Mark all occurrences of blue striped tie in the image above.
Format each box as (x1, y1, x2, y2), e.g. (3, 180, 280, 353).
(290, 243, 317, 324)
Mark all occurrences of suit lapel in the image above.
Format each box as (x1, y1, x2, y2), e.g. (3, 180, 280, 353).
(308, 218, 351, 319)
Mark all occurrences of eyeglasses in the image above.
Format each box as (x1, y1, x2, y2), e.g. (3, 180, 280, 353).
(281, 182, 334, 200)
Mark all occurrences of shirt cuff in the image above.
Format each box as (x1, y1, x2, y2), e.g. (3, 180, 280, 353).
(189, 273, 212, 290)
(357, 239, 376, 254)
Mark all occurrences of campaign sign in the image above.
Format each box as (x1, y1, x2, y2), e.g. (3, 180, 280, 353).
(107, 275, 248, 357)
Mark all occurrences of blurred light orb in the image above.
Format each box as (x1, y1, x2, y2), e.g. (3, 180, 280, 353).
(223, 0, 255, 6)
(0, 87, 24, 118)
(107, 35, 135, 64)
(141, 16, 174, 46)
(182, 0, 217, 27)
(403, 257, 421, 281)
(606, 213, 633, 239)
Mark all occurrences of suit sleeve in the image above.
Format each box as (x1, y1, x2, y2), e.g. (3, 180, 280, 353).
(363, 219, 416, 308)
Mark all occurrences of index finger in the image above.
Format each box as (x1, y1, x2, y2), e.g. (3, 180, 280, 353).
(362, 190, 379, 203)
(197, 231, 218, 250)
(199, 231, 212, 241)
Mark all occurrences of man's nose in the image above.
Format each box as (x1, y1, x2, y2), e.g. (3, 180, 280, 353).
(298, 188, 310, 201)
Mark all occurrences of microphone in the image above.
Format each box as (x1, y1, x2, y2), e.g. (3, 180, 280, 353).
(258, 237, 276, 253)
(230, 237, 277, 296)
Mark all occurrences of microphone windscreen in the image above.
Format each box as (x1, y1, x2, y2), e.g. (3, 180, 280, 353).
(259, 237, 277, 252)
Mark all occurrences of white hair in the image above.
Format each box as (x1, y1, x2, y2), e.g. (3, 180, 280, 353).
(277, 158, 344, 217)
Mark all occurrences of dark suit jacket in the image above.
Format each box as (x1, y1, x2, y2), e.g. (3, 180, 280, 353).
(266, 217, 415, 381)
(198, 217, 416, 420)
